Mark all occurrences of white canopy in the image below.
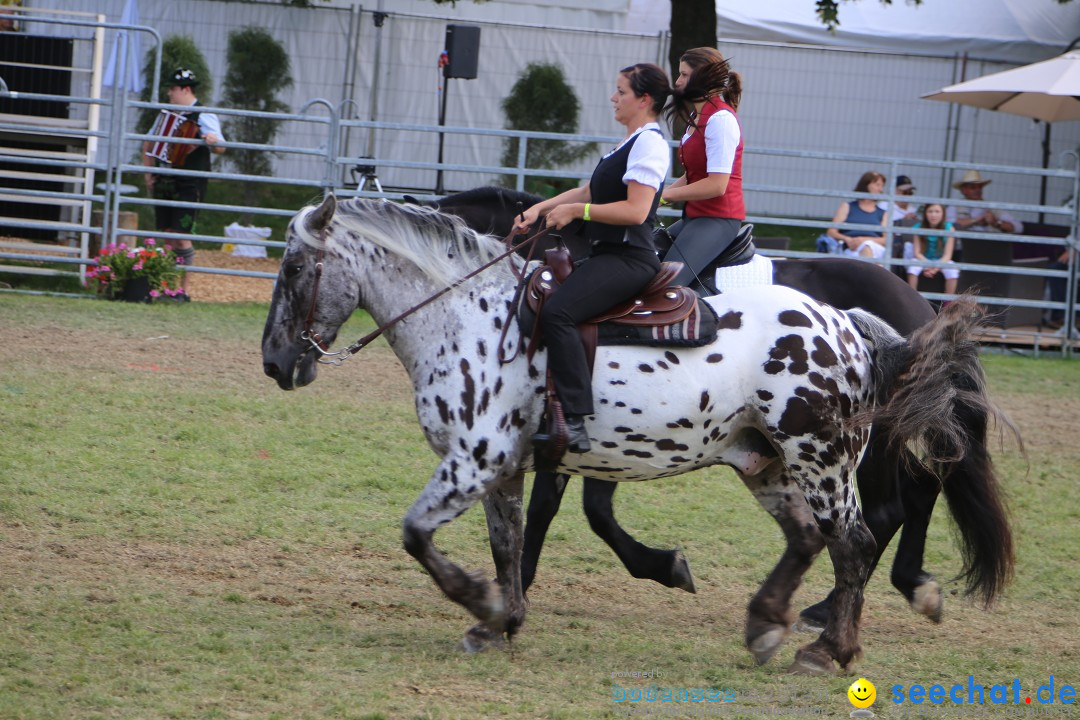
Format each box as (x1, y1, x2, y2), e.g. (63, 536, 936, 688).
(627, 0, 1080, 64)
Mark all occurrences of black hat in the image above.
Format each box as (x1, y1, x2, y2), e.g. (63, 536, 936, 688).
(895, 175, 915, 192)
(166, 68, 200, 88)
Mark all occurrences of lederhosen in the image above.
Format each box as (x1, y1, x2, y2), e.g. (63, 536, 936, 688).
(539, 130, 663, 416)
(153, 104, 210, 235)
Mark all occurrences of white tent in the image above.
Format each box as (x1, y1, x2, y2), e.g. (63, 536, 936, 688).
(628, 0, 1080, 64)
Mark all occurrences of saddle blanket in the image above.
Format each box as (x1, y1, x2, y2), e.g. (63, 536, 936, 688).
(714, 254, 773, 293)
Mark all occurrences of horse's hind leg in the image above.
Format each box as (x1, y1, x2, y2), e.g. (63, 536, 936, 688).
(465, 471, 527, 651)
(790, 466, 877, 675)
(402, 458, 508, 638)
(582, 478, 696, 593)
(889, 449, 943, 622)
(800, 428, 908, 629)
(741, 469, 825, 664)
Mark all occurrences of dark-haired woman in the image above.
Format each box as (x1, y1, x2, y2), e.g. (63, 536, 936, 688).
(513, 63, 672, 453)
(660, 47, 745, 289)
(827, 171, 888, 259)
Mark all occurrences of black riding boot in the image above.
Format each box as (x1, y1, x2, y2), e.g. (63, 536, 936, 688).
(532, 414, 592, 454)
(565, 414, 591, 454)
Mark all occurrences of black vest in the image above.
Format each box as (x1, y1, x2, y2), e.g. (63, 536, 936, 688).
(585, 129, 664, 252)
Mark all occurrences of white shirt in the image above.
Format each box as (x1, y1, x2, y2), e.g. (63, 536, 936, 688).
(946, 203, 1022, 234)
(604, 122, 670, 191)
(196, 110, 225, 141)
(682, 109, 740, 174)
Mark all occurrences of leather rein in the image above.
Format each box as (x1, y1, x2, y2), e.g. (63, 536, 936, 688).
(299, 224, 546, 366)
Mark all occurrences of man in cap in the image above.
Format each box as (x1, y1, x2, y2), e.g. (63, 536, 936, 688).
(886, 174, 920, 270)
(141, 67, 226, 299)
(947, 170, 1021, 235)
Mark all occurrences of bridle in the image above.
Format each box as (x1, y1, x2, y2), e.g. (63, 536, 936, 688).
(299, 222, 547, 366)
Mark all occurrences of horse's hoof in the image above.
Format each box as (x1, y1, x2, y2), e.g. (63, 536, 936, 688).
(748, 626, 787, 665)
(461, 623, 506, 653)
(789, 648, 836, 675)
(796, 601, 829, 633)
(911, 580, 943, 623)
(671, 549, 697, 594)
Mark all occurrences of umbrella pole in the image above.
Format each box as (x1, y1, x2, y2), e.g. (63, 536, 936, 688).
(1040, 121, 1051, 224)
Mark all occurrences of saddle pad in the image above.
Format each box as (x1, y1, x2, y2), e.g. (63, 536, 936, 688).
(517, 295, 720, 350)
(714, 254, 773, 293)
(596, 297, 719, 347)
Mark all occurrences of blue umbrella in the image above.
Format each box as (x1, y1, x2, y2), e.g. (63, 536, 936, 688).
(103, 0, 144, 93)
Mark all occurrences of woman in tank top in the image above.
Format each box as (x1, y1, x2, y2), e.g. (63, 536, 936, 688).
(827, 171, 889, 259)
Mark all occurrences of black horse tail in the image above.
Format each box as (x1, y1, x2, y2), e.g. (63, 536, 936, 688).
(847, 298, 1019, 607)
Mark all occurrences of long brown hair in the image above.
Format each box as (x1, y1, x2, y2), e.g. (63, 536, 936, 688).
(669, 47, 743, 131)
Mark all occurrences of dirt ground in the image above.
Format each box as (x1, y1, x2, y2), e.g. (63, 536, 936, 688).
(187, 249, 279, 303)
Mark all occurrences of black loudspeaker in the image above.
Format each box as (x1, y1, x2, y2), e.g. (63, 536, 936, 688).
(444, 24, 480, 79)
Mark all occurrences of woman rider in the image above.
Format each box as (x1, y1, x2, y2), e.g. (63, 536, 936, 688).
(661, 47, 744, 289)
(513, 63, 672, 453)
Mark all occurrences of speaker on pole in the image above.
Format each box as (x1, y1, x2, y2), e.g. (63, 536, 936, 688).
(436, 24, 480, 193)
(443, 24, 480, 80)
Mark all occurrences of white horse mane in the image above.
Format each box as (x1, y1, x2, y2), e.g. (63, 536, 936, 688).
(292, 198, 513, 289)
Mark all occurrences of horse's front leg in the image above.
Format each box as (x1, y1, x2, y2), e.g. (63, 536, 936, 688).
(464, 472, 527, 651)
(402, 456, 508, 640)
(522, 471, 571, 593)
(582, 478, 696, 593)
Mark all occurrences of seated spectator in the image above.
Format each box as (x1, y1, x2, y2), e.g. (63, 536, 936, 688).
(906, 203, 959, 295)
(827, 170, 888, 259)
(887, 174, 919, 253)
(947, 169, 1023, 238)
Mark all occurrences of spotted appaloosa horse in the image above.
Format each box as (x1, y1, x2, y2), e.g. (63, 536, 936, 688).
(262, 194, 1006, 673)
(419, 186, 1015, 628)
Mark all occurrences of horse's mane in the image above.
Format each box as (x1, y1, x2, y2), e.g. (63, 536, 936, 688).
(438, 186, 544, 210)
(294, 198, 511, 289)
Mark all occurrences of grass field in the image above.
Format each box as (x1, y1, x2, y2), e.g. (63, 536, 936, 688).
(0, 296, 1077, 720)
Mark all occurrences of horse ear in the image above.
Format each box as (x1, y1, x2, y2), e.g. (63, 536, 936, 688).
(403, 195, 420, 205)
(306, 193, 337, 235)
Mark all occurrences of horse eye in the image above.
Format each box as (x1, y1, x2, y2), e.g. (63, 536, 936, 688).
(283, 263, 303, 279)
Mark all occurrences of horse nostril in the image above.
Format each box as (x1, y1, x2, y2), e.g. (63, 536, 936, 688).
(263, 362, 280, 378)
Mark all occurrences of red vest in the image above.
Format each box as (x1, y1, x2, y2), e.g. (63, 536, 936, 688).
(679, 98, 745, 220)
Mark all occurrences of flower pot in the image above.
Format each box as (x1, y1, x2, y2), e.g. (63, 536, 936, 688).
(119, 276, 151, 303)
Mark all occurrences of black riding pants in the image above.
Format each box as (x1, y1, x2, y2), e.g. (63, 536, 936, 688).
(662, 216, 741, 288)
(539, 244, 660, 416)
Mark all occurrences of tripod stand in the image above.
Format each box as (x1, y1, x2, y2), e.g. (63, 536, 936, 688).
(351, 158, 383, 193)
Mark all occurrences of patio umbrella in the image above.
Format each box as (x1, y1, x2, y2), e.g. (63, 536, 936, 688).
(103, 0, 144, 93)
(923, 49, 1080, 213)
(922, 50, 1080, 122)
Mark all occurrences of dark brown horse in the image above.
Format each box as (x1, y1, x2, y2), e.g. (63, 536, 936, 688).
(408, 186, 1014, 627)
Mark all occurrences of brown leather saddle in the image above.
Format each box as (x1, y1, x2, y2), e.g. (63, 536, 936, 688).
(522, 246, 698, 368)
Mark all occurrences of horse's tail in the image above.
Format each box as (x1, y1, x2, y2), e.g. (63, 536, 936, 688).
(848, 298, 1019, 606)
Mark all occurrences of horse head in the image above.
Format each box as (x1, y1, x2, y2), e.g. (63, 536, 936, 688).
(262, 193, 357, 390)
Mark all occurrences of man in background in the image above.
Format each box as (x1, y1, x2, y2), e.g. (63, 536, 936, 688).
(142, 67, 225, 300)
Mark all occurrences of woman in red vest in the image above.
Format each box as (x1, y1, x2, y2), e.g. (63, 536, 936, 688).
(661, 47, 744, 289)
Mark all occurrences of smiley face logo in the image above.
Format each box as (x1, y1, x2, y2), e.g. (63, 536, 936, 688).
(848, 678, 877, 709)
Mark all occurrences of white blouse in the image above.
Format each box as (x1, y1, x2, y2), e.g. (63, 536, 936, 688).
(603, 122, 670, 191)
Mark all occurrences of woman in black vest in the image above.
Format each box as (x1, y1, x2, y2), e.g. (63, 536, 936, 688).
(514, 63, 672, 453)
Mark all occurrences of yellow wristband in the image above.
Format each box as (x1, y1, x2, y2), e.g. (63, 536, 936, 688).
(583, 203, 591, 221)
